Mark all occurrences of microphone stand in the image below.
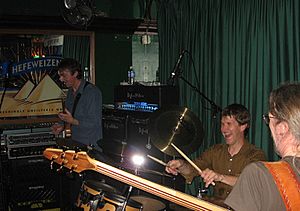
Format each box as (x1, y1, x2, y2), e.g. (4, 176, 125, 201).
(179, 75, 222, 114)
(177, 75, 222, 143)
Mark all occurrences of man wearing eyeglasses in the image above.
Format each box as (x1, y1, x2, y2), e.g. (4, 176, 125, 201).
(225, 83, 300, 210)
(166, 103, 266, 206)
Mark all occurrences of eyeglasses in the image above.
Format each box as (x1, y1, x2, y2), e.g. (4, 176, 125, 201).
(263, 114, 276, 125)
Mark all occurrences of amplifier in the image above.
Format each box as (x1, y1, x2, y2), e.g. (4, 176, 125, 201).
(114, 85, 179, 112)
(0, 124, 61, 210)
(8, 156, 61, 210)
(0, 116, 60, 130)
(3, 129, 56, 159)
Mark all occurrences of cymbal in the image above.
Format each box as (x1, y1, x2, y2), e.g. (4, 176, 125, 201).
(149, 106, 204, 156)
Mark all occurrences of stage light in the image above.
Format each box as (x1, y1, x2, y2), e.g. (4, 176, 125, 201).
(131, 154, 145, 166)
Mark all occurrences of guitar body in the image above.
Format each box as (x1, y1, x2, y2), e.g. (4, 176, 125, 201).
(43, 148, 227, 211)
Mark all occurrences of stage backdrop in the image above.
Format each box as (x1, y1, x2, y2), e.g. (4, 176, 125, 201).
(0, 57, 65, 118)
(157, 0, 300, 195)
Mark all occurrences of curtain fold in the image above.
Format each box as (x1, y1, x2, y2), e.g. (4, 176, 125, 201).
(158, 0, 300, 194)
(62, 35, 90, 76)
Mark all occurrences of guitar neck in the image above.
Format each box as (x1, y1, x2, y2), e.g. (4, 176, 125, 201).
(44, 149, 227, 210)
(96, 161, 225, 210)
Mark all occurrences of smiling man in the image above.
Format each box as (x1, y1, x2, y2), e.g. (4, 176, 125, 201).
(166, 104, 266, 204)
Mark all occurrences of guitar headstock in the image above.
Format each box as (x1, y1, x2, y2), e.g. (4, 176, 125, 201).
(43, 148, 96, 173)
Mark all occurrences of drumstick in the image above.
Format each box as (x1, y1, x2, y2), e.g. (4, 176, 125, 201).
(171, 143, 215, 186)
(171, 143, 202, 173)
(147, 154, 167, 166)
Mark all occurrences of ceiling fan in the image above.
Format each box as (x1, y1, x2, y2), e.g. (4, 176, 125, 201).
(60, 0, 96, 29)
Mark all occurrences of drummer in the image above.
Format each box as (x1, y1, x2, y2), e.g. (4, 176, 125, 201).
(165, 103, 266, 204)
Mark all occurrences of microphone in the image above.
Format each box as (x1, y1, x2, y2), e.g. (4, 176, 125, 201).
(170, 50, 186, 80)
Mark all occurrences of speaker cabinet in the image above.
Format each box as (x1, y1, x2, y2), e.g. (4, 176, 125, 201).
(8, 156, 61, 210)
(0, 153, 9, 210)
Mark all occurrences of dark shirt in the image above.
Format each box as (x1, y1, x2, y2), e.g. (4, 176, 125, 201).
(65, 80, 102, 147)
(182, 141, 266, 200)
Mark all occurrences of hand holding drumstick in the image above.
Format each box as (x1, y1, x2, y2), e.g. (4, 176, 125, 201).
(165, 143, 216, 187)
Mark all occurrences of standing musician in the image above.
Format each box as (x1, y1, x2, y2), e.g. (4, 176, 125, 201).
(225, 83, 300, 210)
(165, 104, 266, 205)
(51, 58, 102, 150)
(51, 58, 104, 210)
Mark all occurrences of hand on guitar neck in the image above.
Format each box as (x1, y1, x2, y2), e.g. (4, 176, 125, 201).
(58, 108, 78, 125)
(57, 108, 70, 138)
(51, 108, 78, 138)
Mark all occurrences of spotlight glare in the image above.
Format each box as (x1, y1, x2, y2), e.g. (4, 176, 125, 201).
(131, 154, 145, 166)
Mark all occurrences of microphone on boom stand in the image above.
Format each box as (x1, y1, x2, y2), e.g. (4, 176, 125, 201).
(168, 50, 187, 86)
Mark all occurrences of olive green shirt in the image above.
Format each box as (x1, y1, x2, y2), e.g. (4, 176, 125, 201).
(182, 141, 266, 200)
(225, 156, 300, 211)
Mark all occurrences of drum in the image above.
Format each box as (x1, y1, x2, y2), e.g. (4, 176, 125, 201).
(77, 180, 143, 211)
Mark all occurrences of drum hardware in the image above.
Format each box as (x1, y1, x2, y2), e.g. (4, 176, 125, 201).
(145, 136, 151, 150)
(121, 185, 133, 211)
(79, 186, 105, 211)
(76, 180, 143, 211)
(197, 188, 208, 199)
(120, 141, 127, 163)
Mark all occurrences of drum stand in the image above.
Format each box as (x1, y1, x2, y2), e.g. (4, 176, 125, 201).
(197, 182, 208, 199)
(121, 185, 133, 211)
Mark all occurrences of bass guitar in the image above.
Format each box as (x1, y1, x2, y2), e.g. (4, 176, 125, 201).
(43, 148, 227, 211)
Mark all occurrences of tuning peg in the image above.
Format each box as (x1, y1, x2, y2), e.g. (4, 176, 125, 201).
(73, 154, 79, 160)
(56, 165, 64, 172)
(50, 161, 54, 170)
(74, 146, 81, 153)
(62, 159, 68, 165)
(69, 165, 76, 174)
(65, 169, 74, 179)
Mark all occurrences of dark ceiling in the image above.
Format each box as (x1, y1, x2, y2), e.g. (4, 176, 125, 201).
(0, 0, 157, 34)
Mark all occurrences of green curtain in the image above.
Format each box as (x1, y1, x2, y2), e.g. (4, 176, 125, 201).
(62, 35, 90, 76)
(158, 0, 300, 195)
